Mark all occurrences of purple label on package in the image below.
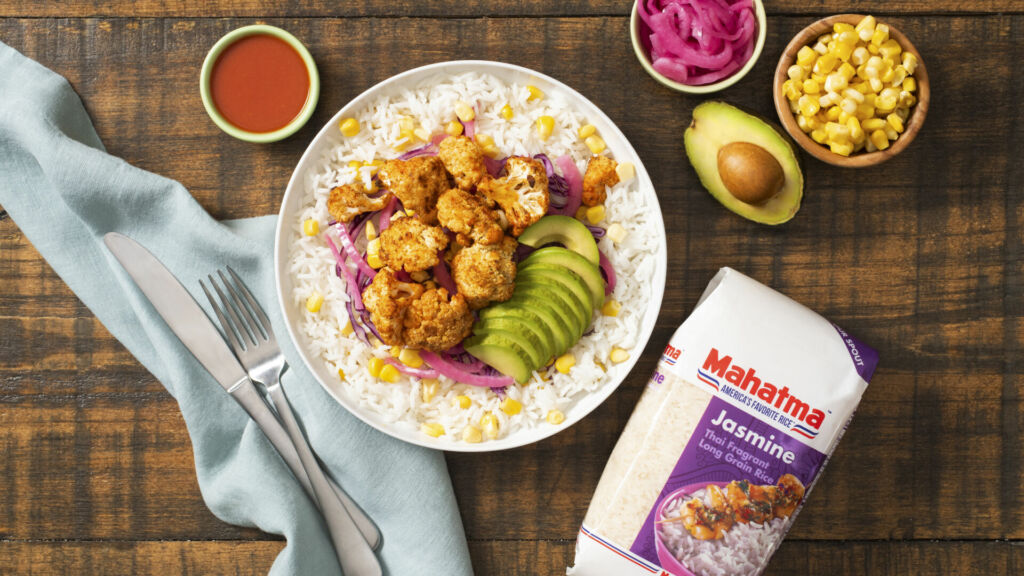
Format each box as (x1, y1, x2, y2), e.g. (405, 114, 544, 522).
(629, 396, 826, 567)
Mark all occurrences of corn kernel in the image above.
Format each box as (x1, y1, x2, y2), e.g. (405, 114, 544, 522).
(475, 133, 494, 148)
(797, 114, 815, 133)
(585, 135, 606, 154)
(454, 100, 475, 122)
(445, 120, 464, 137)
(783, 79, 802, 101)
(339, 117, 360, 137)
(500, 397, 523, 416)
(899, 91, 917, 107)
(871, 24, 889, 47)
(379, 364, 400, 383)
(838, 62, 856, 82)
(367, 253, 383, 269)
(787, 65, 805, 82)
(601, 299, 622, 317)
(862, 117, 886, 132)
(797, 45, 817, 66)
(421, 422, 445, 438)
(400, 348, 424, 368)
(615, 161, 635, 183)
(480, 412, 499, 439)
(826, 121, 850, 142)
(537, 115, 555, 141)
(798, 95, 820, 117)
(347, 160, 363, 170)
(421, 378, 439, 402)
(869, 129, 890, 150)
(607, 222, 627, 244)
(813, 53, 838, 75)
(838, 110, 852, 125)
(829, 141, 854, 156)
(586, 205, 606, 224)
(302, 218, 320, 237)
(839, 98, 858, 116)
(368, 357, 385, 378)
(813, 41, 828, 55)
(886, 113, 905, 133)
(856, 15, 876, 41)
(454, 395, 471, 409)
(578, 124, 597, 139)
(802, 78, 821, 94)
(879, 39, 902, 60)
(848, 116, 865, 142)
(305, 292, 324, 313)
(575, 205, 588, 220)
(610, 347, 630, 364)
(500, 104, 514, 120)
(902, 77, 916, 92)
(546, 409, 565, 425)
(364, 220, 377, 241)
(413, 127, 431, 142)
(555, 353, 576, 374)
(810, 128, 828, 144)
(527, 85, 544, 101)
(851, 46, 869, 66)
(390, 345, 401, 357)
(868, 43, 879, 55)
(337, 368, 346, 380)
(462, 425, 482, 443)
(341, 321, 355, 336)
(825, 106, 841, 122)
(902, 52, 918, 75)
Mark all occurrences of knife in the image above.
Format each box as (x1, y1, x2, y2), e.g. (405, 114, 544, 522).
(102, 232, 381, 552)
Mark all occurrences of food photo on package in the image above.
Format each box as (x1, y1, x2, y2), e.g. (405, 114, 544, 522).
(568, 267, 878, 576)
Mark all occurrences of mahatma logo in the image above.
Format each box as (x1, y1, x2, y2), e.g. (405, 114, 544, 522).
(661, 343, 682, 366)
(702, 347, 826, 435)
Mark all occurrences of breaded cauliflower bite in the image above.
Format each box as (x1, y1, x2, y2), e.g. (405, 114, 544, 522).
(361, 267, 425, 345)
(436, 188, 504, 246)
(582, 154, 619, 207)
(327, 184, 394, 223)
(437, 135, 489, 191)
(451, 235, 517, 309)
(379, 217, 449, 273)
(478, 156, 550, 236)
(377, 156, 449, 223)
(403, 288, 474, 351)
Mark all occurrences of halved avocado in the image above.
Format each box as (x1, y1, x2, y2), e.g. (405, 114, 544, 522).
(515, 276, 590, 337)
(516, 264, 595, 314)
(464, 333, 533, 384)
(684, 101, 803, 225)
(475, 306, 557, 358)
(480, 297, 574, 355)
(520, 247, 605, 309)
(474, 316, 552, 368)
(517, 215, 600, 266)
(509, 284, 586, 342)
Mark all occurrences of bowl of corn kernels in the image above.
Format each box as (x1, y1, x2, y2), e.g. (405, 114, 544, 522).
(773, 14, 929, 167)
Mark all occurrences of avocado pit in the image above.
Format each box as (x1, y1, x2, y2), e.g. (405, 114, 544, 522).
(717, 142, 785, 205)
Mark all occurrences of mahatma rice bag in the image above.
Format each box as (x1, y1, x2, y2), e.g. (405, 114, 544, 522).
(568, 268, 878, 576)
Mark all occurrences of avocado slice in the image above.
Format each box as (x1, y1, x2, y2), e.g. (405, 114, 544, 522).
(515, 275, 591, 336)
(474, 316, 552, 369)
(475, 306, 556, 359)
(517, 215, 600, 266)
(516, 264, 595, 316)
(480, 297, 574, 355)
(520, 247, 605, 309)
(464, 332, 533, 384)
(684, 101, 803, 225)
(508, 284, 586, 342)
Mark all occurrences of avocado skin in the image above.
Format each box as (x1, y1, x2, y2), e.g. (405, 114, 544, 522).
(684, 101, 804, 225)
(517, 215, 600, 265)
(463, 333, 533, 384)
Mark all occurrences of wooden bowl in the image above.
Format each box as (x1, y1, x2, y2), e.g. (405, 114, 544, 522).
(773, 14, 929, 168)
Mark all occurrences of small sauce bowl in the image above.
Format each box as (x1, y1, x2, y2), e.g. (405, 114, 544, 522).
(200, 25, 320, 143)
(630, 0, 767, 94)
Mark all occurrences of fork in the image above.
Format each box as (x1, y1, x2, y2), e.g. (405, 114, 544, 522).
(202, 267, 382, 576)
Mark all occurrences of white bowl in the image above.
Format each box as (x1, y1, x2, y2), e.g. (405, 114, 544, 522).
(274, 60, 667, 452)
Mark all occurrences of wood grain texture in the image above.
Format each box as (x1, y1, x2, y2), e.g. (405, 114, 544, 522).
(1, 7, 1022, 576)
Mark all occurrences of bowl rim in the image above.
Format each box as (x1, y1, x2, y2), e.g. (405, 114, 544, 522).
(199, 24, 321, 144)
(772, 13, 930, 167)
(629, 0, 767, 94)
(272, 60, 669, 452)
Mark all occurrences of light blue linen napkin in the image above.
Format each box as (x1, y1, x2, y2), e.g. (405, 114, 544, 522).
(0, 40, 472, 576)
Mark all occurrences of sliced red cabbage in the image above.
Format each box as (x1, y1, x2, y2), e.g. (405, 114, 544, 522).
(385, 357, 440, 380)
(598, 249, 616, 296)
(420, 350, 515, 388)
(333, 223, 376, 279)
(432, 258, 457, 294)
(553, 155, 583, 216)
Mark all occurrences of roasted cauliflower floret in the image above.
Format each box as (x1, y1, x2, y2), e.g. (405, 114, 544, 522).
(402, 288, 474, 352)
(436, 188, 504, 246)
(326, 183, 393, 223)
(451, 236, 517, 309)
(378, 217, 449, 273)
(438, 135, 489, 191)
(477, 156, 549, 236)
(361, 267, 424, 345)
(582, 154, 619, 207)
(377, 156, 450, 223)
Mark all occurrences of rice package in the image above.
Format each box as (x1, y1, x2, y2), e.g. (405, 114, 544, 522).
(568, 268, 878, 576)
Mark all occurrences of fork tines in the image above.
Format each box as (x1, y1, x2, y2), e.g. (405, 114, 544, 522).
(200, 267, 275, 353)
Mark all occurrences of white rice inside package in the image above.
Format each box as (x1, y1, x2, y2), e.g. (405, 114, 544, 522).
(568, 267, 878, 576)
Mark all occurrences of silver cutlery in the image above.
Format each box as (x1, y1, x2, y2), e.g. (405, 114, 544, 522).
(201, 267, 382, 576)
(102, 233, 380, 569)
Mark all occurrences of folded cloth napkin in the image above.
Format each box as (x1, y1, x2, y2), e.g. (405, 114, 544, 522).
(0, 40, 472, 576)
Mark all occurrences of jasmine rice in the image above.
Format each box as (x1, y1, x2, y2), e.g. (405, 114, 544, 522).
(286, 72, 657, 443)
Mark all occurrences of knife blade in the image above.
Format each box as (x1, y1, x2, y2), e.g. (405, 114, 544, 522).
(103, 232, 380, 550)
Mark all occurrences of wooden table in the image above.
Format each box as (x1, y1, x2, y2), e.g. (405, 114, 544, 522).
(2, 1, 1022, 574)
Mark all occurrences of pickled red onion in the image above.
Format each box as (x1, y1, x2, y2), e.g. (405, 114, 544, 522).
(638, 0, 757, 86)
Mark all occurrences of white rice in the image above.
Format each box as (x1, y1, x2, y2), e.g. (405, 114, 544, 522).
(286, 71, 657, 442)
(657, 488, 787, 576)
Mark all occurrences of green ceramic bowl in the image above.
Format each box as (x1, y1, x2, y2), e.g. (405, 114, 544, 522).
(630, 0, 767, 94)
(200, 25, 320, 143)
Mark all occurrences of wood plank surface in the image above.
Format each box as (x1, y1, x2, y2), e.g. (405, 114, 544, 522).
(1, 4, 1022, 576)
